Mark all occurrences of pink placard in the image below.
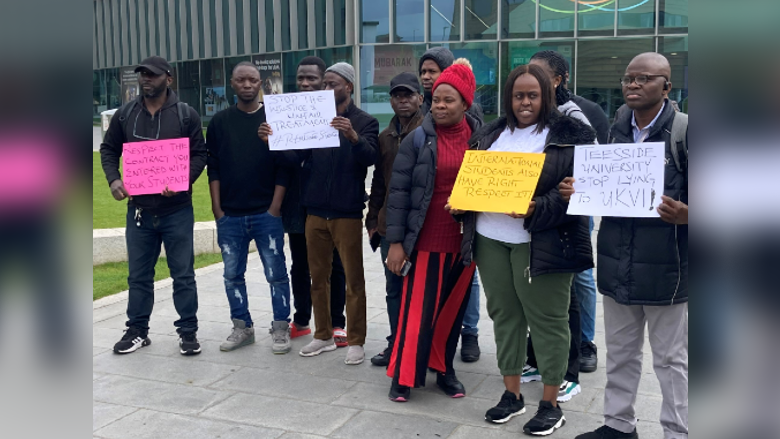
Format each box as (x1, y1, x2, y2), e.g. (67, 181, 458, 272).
(122, 138, 190, 196)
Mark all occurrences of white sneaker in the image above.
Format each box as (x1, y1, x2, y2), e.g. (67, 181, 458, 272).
(521, 364, 542, 383)
(557, 380, 582, 402)
(344, 345, 365, 365)
(299, 338, 337, 357)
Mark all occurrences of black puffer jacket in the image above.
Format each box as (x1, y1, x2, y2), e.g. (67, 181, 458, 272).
(598, 101, 688, 305)
(385, 112, 482, 255)
(462, 112, 596, 276)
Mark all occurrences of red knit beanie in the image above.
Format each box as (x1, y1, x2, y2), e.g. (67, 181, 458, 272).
(432, 58, 476, 109)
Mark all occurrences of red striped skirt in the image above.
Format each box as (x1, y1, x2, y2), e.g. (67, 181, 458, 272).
(387, 250, 476, 388)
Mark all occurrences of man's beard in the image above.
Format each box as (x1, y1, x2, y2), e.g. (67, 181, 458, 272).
(144, 84, 167, 99)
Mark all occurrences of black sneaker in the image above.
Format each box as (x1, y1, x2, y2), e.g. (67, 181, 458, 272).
(485, 390, 526, 424)
(388, 380, 410, 402)
(179, 332, 202, 356)
(580, 341, 598, 373)
(436, 371, 466, 398)
(113, 327, 150, 354)
(371, 347, 392, 367)
(523, 400, 565, 436)
(575, 425, 638, 439)
(460, 333, 481, 362)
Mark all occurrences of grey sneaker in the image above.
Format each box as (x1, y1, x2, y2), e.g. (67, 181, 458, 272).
(299, 338, 337, 357)
(220, 319, 255, 352)
(345, 345, 365, 365)
(270, 320, 292, 354)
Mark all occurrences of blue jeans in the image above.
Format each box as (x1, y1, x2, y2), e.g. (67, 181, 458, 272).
(574, 217, 598, 343)
(125, 205, 197, 335)
(216, 212, 291, 325)
(380, 236, 404, 349)
(462, 269, 480, 336)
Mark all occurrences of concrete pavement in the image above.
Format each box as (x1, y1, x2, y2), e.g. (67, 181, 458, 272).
(93, 236, 666, 439)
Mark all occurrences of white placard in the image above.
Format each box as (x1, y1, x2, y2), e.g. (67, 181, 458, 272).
(264, 90, 340, 150)
(567, 142, 665, 218)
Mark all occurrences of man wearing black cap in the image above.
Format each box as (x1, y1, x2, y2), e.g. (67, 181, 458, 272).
(100, 56, 207, 356)
(366, 72, 424, 367)
(418, 47, 484, 363)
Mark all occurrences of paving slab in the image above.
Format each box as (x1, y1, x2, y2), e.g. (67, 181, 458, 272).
(331, 410, 459, 439)
(93, 402, 138, 432)
(208, 367, 358, 404)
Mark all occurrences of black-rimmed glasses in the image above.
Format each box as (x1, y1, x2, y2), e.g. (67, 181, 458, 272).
(132, 110, 161, 140)
(619, 74, 668, 87)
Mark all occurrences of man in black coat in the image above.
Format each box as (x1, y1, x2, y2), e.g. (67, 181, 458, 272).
(576, 53, 688, 439)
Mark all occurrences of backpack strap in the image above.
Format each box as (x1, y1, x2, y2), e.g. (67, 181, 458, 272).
(176, 102, 191, 136)
(116, 100, 138, 142)
(670, 112, 688, 173)
(413, 126, 425, 149)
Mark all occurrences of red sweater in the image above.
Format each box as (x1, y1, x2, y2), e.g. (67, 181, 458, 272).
(415, 118, 472, 254)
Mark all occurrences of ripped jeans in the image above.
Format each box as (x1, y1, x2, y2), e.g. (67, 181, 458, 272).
(216, 212, 291, 325)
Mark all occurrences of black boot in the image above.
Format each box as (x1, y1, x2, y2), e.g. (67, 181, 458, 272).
(460, 333, 480, 362)
(436, 370, 466, 398)
(580, 341, 598, 373)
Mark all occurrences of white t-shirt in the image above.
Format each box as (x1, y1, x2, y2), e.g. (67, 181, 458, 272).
(476, 125, 549, 244)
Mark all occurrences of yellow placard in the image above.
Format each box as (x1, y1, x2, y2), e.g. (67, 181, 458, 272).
(449, 150, 546, 214)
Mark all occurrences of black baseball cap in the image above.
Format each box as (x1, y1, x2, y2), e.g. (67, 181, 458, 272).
(390, 72, 421, 95)
(134, 56, 173, 76)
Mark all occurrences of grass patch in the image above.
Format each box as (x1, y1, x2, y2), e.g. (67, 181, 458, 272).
(93, 152, 213, 229)
(93, 252, 224, 301)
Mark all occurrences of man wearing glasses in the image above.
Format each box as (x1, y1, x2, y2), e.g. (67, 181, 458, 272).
(100, 56, 207, 356)
(575, 53, 688, 439)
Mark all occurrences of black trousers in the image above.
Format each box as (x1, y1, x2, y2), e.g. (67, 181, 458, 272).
(288, 232, 346, 329)
(527, 283, 581, 384)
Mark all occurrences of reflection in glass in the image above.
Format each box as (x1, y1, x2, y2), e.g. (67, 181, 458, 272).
(106, 68, 122, 110)
(250, 0, 260, 53)
(281, 0, 291, 51)
(334, 0, 347, 45)
(465, 0, 497, 40)
(659, 36, 688, 112)
(394, 0, 425, 42)
(500, 41, 575, 104)
(539, 0, 574, 38)
(430, 0, 460, 42)
(618, 0, 655, 35)
(578, 0, 615, 36)
(177, 61, 201, 114)
(361, 0, 390, 43)
(200, 59, 227, 121)
(501, 0, 535, 39)
(577, 38, 654, 119)
(438, 42, 499, 118)
(315, 0, 327, 47)
(265, 0, 275, 52)
(659, 0, 688, 34)
(318, 47, 354, 67)
(298, 0, 308, 49)
(360, 44, 427, 127)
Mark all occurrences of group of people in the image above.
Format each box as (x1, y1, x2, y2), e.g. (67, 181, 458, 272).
(100, 47, 687, 438)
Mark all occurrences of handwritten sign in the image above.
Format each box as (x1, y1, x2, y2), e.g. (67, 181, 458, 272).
(264, 90, 340, 151)
(567, 142, 665, 217)
(122, 138, 190, 196)
(449, 151, 546, 214)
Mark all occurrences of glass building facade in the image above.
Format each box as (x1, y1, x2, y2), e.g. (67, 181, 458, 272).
(93, 0, 688, 125)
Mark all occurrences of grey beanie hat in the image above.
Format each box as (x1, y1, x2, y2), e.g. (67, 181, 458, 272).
(418, 47, 455, 73)
(325, 62, 355, 84)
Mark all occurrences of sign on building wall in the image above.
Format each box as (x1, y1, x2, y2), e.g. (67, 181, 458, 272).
(253, 53, 283, 100)
(121, 68, 139, 105)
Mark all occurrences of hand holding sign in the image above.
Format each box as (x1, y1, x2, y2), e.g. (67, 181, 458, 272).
(657, 195, 688, 224)
(506, 200, 536, 219)
(558, 177, 576, 202)
(330, 117, 358, 144)
(257, 122, 273, 143)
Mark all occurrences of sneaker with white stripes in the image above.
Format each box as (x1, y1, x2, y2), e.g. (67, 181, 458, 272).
(113, 327, 151, 354)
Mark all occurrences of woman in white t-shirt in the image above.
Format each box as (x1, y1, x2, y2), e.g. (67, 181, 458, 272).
(446, 64, 596, 436)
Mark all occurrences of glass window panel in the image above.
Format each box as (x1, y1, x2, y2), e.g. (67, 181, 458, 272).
(315, 0, 327, 47)
(106, 68, 122, 110)
(577, 37, 655, 120)
(197, 0, 205, 58)
(436, 42, 499, 119)
(209, 0, 218, 55)
(659, 36, 688, 112)
(93, 70, 107, 117)
(361, 0, 391, 43)
(280, 0, 291, 51)
(618, 0, 655, 35)
(501, 0, 535, 39)
(318, 46, 354, 66)
(178, 61, 201, 113)
(282, 50, 315, 93)
(297, 0, 308, 49)
(539, 0, 574, 38)
(430, 0, 460, 42)
(360, 44, 427, 127)
(265, 0, 275, 52)
(185, 0, 194, 58)
(224, 56, 252, 105)
(250, 0, 260, 53)
(334, 0, 347, 45)
(578, 0, 615, 36)
(201, 59, 227, 121)
(236, 0, 245, 53)
(659, 0, 687, 34)
(394, 0, 425, 42)
(500, 40, 575, 111)
(465, 0, 497, 40)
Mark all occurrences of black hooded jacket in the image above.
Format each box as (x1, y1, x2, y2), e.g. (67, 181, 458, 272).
(462, 112, 597, 276)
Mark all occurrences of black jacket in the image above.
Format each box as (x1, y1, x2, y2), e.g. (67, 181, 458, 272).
(100, 89, 207, 216)
(598, 101, 688, 306)
(385, 112, 482, 256)
(283, 101, 379, 219)
(461, 113, 596, 274)
(571, 94, 610, 144)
